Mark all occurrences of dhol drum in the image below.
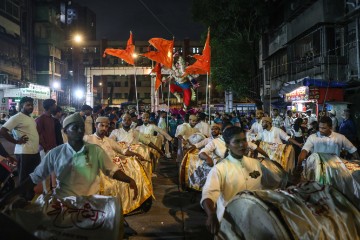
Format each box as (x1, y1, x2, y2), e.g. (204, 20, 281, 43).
(179, 148, 212, 191)
(0, 158, 17, 197)
(259, 141, 295, 172)
(100, 155, 153, 215)
(179, 133, 209, 191)
(118, 142, 153, 178)
(219, 182, 360, 240)
(303, 152, 360, 210)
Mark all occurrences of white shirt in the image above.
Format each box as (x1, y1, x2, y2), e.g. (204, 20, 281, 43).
(307, 114, 317, 128)
(30, 143, 118, 197)
(157, 117, 167, 130)
(136, 123, 172, 141)
(284, 116, 294, 135)
(195, 121, 211, 137)
(109, 127, 150, 145)
(84, 115, 93, 135)
(302, 131, 357, 156)
(249, 120, 263, 135)
(175, 123, 200, 140)
(257, 126, 290, 144)
(201, 154, 264, 221)
(84, 134, 127, 158)
(3, 112, 39, 154)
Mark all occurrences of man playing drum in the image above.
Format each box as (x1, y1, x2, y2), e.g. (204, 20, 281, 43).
(296, 116, 359, 173)
(176, 114, 200, 147)
(0, 113, 138, 203)
(201, 126, 281, 235)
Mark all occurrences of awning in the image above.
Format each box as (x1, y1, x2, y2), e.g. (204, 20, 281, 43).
(279, 77, 347, 97)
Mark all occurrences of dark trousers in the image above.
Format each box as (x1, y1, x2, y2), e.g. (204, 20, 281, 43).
(15, 153, 41, 200)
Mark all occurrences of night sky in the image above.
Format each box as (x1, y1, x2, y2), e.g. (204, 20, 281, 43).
(75, 0, 205, 41)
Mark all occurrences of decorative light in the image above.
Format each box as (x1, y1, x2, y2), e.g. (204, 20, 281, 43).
(132, 53, 138, 58)
(99, 82, 102, 86)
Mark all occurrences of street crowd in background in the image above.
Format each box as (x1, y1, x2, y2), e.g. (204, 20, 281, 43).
(0, 96, 359, 238)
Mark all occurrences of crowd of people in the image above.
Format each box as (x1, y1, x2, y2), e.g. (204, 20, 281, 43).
(0, 96, 359, 238)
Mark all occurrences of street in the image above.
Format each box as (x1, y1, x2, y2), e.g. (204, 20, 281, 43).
(124, 156, 212, 239)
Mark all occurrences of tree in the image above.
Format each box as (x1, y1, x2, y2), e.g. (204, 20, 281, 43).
(192, 0, 276, 98)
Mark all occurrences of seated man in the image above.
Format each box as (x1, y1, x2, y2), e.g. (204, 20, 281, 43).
(201, 126, 281, 235)
(0, 113, 138, 203)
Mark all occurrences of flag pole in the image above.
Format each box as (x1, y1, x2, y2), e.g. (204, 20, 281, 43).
(208, 78, 211, 123)
(133, 65, 139, 113)
(205, 73, 209, 114)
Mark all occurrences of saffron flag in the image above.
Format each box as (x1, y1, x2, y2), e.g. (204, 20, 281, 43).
(142, 38, 173, 69)
(185, 28, 211, 75)
(103, 31, 135, 65)
(152, 63, 162, 91)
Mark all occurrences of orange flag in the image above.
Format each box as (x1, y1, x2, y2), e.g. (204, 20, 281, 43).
(185, 28, 211, 75)
(152, 63, 162, 91)
(142, 38, 173, 69)
(103, 31, 135, 65)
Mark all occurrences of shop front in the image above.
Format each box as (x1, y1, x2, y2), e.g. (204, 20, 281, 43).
(280, 77, 346, 118)
(3, 84, 50, 117)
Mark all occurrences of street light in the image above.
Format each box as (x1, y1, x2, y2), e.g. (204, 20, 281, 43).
(99, 82, 104, 104)
(73, 34, 83, 44)
(74, 89, 84, 110)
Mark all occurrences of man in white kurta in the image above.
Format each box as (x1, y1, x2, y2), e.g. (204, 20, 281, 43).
(195, 112, 211, 137)
(257, 117, 302, 148)
(84, 117, 152, 213)
(175, 114, 200, 141)
(249, 110, 264, 133)
(201, 154, 265, 222)
(28, 113, 138, 198)
(137, 112, 173, 158)
(201, 127, 279, 235)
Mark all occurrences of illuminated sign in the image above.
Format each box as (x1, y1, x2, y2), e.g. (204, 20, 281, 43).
(285, 86, 308, 102)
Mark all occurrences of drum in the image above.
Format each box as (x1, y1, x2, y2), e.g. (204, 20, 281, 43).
(118, 142, 153, 178)
(219, 182, 360, 240)
(100, 155, 153, 215)
(187, 133, 206, 145)
(303, 152, 360, 210)
(179, 148, 211, 191)
(259, 141, 295, 172)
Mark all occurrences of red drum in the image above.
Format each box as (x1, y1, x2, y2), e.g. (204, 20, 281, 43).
(303, 153, 360, 210)
(219, 182, 360, 240)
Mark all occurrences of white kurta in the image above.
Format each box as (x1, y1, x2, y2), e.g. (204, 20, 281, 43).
(195, 121, 211, 137)
(257, 126, 290, 144)
(249, 120, 263, 135)
(136, 123, 172, 141)
(201, 154, 265, 221)
(302, 132, 357, 156)
(109, 128, 150, 145)
(175, 123, 200, 140)
(84, 134, 127, 158)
